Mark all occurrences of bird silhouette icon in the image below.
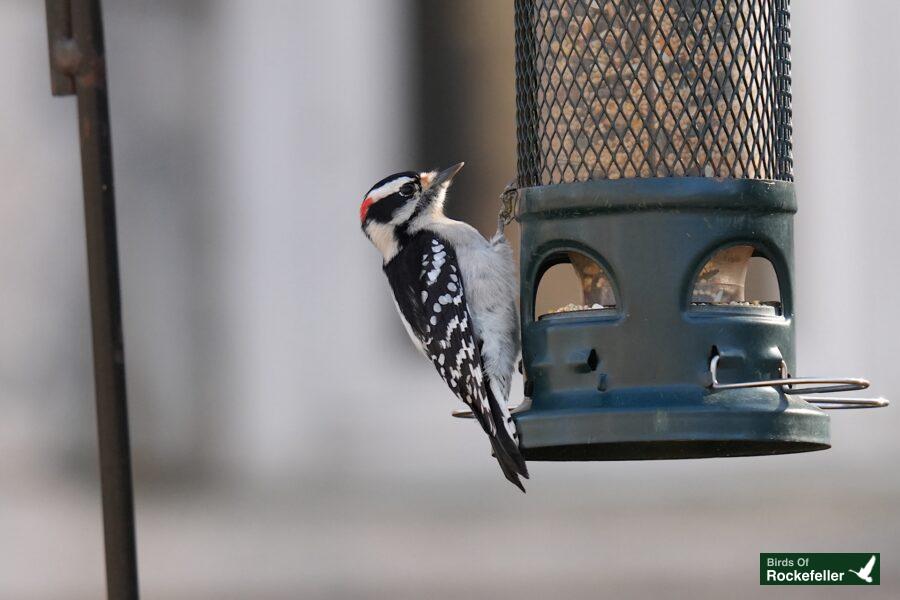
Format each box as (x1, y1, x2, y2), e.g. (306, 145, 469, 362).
(848, 555, 877, 583)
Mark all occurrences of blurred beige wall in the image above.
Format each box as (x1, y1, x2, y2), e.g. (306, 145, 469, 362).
(792, 0, 899, 461)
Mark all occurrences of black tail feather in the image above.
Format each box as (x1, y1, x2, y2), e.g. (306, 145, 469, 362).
(483, 384, 529, 494)
(490, 437, 526, 493)
(469, 407, 526, 490)
(497, 418, 529, 478)
(484, 380, 529, 479)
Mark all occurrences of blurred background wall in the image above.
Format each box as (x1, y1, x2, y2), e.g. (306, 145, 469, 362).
(0, 0, 897, 598)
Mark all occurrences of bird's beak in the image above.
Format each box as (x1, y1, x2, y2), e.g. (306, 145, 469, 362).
(428, 162, 465, 189)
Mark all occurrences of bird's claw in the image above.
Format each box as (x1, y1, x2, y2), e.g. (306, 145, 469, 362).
(497, 179, 519, 234)
(451, 396, 531, 419)
(509, 396, 532, 414)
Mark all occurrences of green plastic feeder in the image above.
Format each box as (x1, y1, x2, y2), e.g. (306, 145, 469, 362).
(501, 0, 880, 461)
(514, 177, 828, 459)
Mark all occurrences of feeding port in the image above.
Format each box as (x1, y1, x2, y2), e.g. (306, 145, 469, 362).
(535, 251, 617, 318)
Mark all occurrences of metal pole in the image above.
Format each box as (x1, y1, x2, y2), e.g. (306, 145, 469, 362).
(45, 1, 139, 598)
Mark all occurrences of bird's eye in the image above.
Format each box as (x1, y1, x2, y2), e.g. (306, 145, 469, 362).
(399, 182, 417, 198)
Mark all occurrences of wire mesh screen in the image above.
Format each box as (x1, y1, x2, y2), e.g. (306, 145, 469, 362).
(514, 0, 793, 186)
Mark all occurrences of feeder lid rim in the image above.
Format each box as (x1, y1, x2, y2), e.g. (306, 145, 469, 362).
(517, 177, 796, 218)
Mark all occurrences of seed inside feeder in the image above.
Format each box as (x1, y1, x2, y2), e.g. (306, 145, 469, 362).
(535, 252, 619, 319)
(552, 302, 606, 314)
(690, 245, 782, 313)
(569, 252, 616, 307)
(692, 245, 753, 304)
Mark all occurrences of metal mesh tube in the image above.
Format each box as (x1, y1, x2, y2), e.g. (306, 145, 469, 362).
(515, 0, 793, 186)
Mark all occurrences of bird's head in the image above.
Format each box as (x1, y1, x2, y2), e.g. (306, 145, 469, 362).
(360, 162, 464, 262)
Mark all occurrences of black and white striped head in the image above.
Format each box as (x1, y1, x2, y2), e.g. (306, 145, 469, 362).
(360, 162, 464, 262)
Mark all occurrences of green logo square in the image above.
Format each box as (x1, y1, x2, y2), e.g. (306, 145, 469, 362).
(760, 553, 880, 585)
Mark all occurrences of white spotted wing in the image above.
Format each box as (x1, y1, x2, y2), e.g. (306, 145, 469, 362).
(418, 236, 494, 434)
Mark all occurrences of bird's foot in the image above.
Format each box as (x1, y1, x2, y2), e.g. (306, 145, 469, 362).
(451, 396, 532, 419)
(508, 396, 532, 414)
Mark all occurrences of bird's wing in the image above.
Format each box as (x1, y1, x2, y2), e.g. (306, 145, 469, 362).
(413, 232, 528, 491)
(415, 234, 494, 433)
(383, 241, 431, 352)
(862, 555, 876, 576)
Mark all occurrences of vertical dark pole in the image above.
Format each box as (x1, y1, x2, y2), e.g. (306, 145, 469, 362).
(45, 1, 139, 598)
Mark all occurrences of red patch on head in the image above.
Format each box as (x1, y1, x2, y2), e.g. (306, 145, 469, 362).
(359, 196, 374, 223)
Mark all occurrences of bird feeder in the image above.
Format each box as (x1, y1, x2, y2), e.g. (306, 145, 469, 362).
(500, 0, 886, 460)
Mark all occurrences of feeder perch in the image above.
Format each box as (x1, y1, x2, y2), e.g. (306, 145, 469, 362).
(456, 0, 887, 459)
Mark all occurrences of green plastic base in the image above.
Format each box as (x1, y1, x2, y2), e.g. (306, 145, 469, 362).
(515, 387, 830, 461)
(514, 178, 828, 461)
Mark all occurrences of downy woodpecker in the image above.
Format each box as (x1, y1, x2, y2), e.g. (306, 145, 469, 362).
(360, 163, 529, 492)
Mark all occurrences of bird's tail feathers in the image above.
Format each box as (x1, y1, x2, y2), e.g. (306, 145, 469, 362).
(485, 379, 529, 480)
(489, 436, 526, 493)
(469, 401, 526, 492)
